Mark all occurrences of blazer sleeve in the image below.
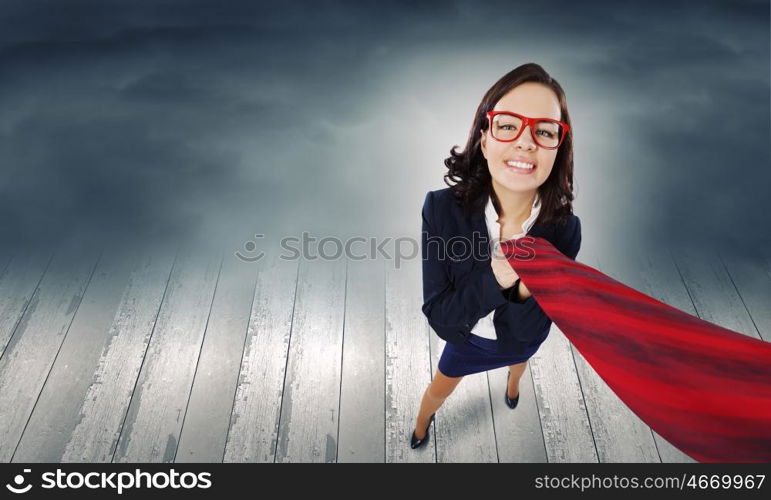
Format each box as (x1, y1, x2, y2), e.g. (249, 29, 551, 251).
(493, 214, 582, 344)
(562, 214, 582, 261)
(421, 191, 510, 344)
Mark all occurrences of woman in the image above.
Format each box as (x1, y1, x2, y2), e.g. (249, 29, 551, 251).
(411, 63, 582, 449)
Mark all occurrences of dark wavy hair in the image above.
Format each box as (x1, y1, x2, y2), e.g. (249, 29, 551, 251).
(443, 62, 575, 227)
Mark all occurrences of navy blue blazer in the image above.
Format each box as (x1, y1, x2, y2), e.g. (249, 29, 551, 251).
(421, 187, 582, 354)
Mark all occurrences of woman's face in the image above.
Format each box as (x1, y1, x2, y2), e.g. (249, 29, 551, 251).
(480, 82, 562, 194)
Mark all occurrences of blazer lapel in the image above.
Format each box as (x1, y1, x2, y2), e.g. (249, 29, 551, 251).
(470, 210, 491, 264)
(469, 208, 554, 262)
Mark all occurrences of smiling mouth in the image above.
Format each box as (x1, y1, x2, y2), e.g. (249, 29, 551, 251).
(505, 160, 537, 173)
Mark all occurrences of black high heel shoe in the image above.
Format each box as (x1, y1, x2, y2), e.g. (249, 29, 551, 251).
(410, 413, 435, 449)
(505, 370, 520, 409)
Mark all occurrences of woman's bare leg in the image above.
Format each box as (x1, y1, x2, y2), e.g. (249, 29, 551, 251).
(413, 367, 464, 439)
(507, 360, 528, 399)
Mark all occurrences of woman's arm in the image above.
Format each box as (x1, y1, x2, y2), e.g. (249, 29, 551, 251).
(421, 191, 510, 344)
(513, 215, 582, 302)
(493, 214, 582, 348)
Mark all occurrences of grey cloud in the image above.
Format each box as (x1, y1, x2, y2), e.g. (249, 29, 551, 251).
(0, 0, 766, 256)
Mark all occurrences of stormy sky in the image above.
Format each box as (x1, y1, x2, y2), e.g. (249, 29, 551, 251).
(0, 0, 768, 258)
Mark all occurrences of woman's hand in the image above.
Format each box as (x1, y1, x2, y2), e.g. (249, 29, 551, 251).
(490, 241, 519, 289)
(518, 280, 532, 300)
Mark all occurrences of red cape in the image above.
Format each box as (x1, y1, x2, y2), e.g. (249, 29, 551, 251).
(502, 236, 771, 463)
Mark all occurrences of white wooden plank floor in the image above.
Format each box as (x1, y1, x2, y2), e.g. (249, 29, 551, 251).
(0, 237, 769, 463)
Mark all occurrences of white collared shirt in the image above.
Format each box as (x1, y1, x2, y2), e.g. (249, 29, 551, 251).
(473, 191, 542, 340)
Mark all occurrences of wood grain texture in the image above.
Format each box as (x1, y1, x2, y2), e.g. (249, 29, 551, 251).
(58, 248, 177, 462)
(13, 248, 139, 462)
(223, 248, 298, 463)
(274, 256, 346, 463)
(0, 245, 100, 462)
(592, 241, 696, 463)
(337, 256, 385, 463)
(0, 251, 53, 359)
(384, 255, 434, 463)
(718, 251, 771, 343)
(175, 248, 260, 462)
(490, 358, 548, 463)
(671, 247, 761, 340)
(528, 322, 598, 463)
(428, 333, 498, 463)
(571, 247, 661, 462)
(1, 233, 764, 462)
(112, 247, 221, 462)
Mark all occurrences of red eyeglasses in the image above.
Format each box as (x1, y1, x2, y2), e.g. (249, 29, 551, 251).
(486, 110, 570, 150)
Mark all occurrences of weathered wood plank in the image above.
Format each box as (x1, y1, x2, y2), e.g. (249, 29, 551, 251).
(274, 256, 346, 463)
(0, 244, 100, 462)
(595, 241, 699, 463)
(490, 358, 548, 463)
(59, 248, 177, 462)
(428, 332, 498, 463)
(385, 255, 435, 463)
(718, 251, 771, 343)
(671, 247, 761, 340)
(529, 323, 597, 462)
(222, 248, 297, 463)
(337, 256, 385, 463)
(175, 247, 260, 462)
(0, 251, 53, 359)
(112, 247, 221, 462)
(13, 248, 140, 462)
(571, 246, 660, 462)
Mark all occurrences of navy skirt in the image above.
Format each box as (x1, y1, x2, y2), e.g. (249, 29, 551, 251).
(437, 328, 550, 377)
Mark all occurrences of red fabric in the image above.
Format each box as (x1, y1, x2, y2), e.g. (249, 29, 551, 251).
(502, 236, 771, 463)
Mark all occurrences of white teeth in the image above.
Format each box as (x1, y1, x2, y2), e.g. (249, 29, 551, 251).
(506, 160, 535, 169)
